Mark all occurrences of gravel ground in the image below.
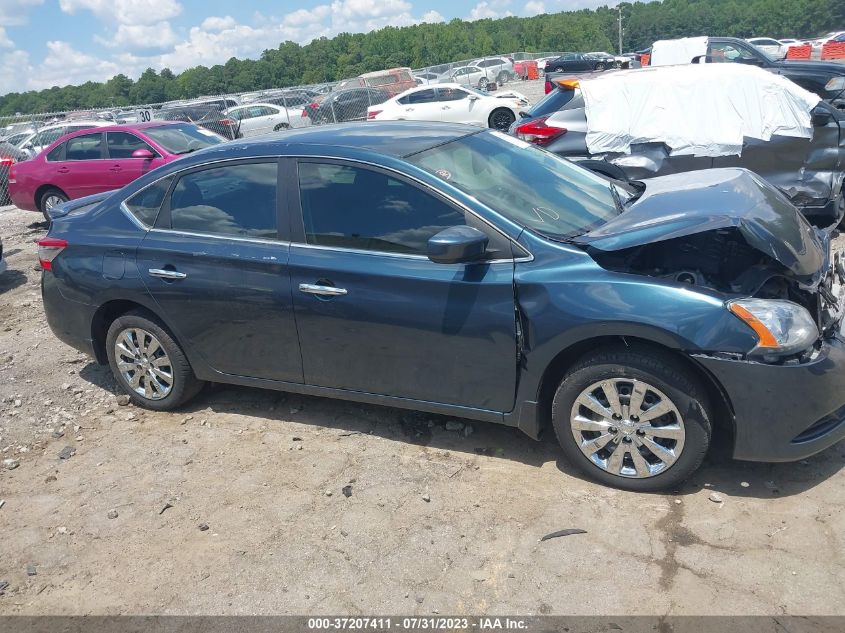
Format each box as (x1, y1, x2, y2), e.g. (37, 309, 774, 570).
(1, 195, 844, 616)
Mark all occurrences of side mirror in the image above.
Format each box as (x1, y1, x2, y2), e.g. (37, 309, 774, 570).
(468, 95, 480, 101)
(811, 106, 832, 127)
(427, 226, 489, 264)
(131, 148, 155, 159)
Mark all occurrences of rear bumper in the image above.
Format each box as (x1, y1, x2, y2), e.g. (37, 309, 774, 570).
(41, 272, 97, 358)
(694, 335, 845, 461)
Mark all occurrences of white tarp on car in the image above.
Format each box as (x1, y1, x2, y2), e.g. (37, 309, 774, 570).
(580, 64, 821, 157)
(650, 36, 709, 66)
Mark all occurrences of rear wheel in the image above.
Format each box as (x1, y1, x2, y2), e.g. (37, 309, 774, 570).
(478, 77, 489, 89)
(595, 62, 606, 71)
(273, 122, 290, 131)
(106, 310, 205, 411)
(554, 66, 565, 72)
(551, 346, 712, 491)
(488, 108, 516, 131)
(497, 71, 509, 84)
(38, 187, 67, 222)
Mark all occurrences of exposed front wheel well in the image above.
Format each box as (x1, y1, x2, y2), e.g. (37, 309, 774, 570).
(535, 335, 735, 446)
(91, 300, 159, 364)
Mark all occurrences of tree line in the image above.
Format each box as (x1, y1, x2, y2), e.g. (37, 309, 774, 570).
(1, 0, 841, 116)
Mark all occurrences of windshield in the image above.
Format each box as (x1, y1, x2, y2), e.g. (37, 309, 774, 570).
(405, 130, 620, 240)
(144, 123, 225, 154)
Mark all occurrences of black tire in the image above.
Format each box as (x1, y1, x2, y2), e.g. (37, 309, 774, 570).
(595, 62, 606, 71)
(551, 345, 712, 491)
(273, 122, 290, 131)
(478, 77, 489, 89)
(488, 108, 516, 131)
(106, 310, 205, 411)
(38, 187, 67, 222)
(554, 66, 565, 72)
(497, 71, 509, 84)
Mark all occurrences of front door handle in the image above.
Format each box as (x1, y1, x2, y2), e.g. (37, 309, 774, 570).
(442, 106, 451, 110)
(110, 165, 122, 172)
(149, 268, 187, 280)
(299, 283, 347, 296)
(57, 167, 70, 173)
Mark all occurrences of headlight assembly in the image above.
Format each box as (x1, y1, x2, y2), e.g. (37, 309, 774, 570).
(729, 299, 819, 357)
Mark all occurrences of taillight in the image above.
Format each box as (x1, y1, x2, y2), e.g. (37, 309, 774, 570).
(367, 110, 382, 120)
(544, 79, 553, 94)
(0, 156, 13, 167)
(7, 162, 16, 184)
(515, 116, 567, 146)
(219, 118, 235, 126)
(37, 238, 67, 271)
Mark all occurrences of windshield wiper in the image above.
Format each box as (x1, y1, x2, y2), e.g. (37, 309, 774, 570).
(609, 183, 625, 215)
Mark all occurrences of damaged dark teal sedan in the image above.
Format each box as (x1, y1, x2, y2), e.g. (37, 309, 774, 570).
(38, 122, 845, 490)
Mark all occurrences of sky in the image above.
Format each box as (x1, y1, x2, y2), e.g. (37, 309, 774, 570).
(0, 0, 613, 95)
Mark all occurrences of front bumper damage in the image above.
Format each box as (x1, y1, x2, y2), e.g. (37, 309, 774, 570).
(695, 250, 845, 462)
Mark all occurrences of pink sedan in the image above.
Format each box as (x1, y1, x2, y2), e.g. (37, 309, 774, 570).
(8, 122, 225, 219)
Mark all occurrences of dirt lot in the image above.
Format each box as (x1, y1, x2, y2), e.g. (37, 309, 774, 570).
(0, 202, 844, 616)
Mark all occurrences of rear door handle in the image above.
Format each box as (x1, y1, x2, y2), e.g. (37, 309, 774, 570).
(299, 283, 347, 296)
(57, 167, 70, 173)
(110, 165, 122, 172)
(442, 106, 450, 110)
(149, 268, 187, 280)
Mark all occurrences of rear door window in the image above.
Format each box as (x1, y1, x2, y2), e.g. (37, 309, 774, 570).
(65, 133, 104, 160)
(125, 177, 172, 227)
(168, 162, 278, 239)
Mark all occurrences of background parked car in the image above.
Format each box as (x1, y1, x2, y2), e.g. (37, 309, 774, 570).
(587, 51, 629, 68)
(16, 120, 111, 159)
(0, 141, 28, 206)
(368, 83, 529, 131)
(152, 105, 240, 140)
(746, 37, 788, 59)
(544, 52, 611, 73)
(513, 67, 845, 226)
(225, 103, 310, 136)
(335, 68, 417, 97)
(447, 65, 496, 89)
(8, 122, 225, 219)
(414, 72, 441, 85)
(469, 56, 516, 83)
(304, 88, 391, 123)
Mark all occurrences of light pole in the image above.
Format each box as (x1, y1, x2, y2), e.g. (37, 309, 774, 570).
(617, 5, 624, 55)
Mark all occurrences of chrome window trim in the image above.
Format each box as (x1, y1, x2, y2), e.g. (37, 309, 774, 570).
(149, 227, 287, 246)
(116, 154, 534, 263)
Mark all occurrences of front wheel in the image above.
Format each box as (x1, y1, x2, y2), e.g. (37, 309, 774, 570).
(595, 62, 606, 71)
(488, 108, 516, 131)
(478, 77, 489, 89)
(106, 310, 205, 411)
(273, 122, 290, 131)
(551, 345, 712, 491)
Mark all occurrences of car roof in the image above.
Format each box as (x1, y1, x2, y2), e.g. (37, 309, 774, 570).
(211, 122, 477, 159)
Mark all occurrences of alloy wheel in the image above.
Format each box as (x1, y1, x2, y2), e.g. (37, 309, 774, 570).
(43, 195, 64, 212)
(114, 328, 174, 400)
(490, 110, 515, 131)
(569, 378, 686, 478)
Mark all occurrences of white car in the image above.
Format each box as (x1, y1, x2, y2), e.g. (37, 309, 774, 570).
(470, 57, 516, 83)
(16, 120, 111, 158)
(224, 103, 310, 136)
(367, 83, 530, 131)
(778, 38, 802, 46)
(746, 37, 788, 58)
(446, 66, 496, 89)
(414, 72, 441, 85)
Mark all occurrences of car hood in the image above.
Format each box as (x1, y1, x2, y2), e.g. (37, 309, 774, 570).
(573, 168, 828, 285)
(772, 59, 845, 75)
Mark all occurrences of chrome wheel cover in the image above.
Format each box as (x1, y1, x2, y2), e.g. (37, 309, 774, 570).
(114, 328, 173, 400)
(44, 195, 64, 212)
(569, 378, 685, 478)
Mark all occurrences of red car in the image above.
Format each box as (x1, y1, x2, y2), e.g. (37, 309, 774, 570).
(8, 122, 225, 219)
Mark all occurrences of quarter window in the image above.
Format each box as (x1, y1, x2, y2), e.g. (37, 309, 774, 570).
(65, 133, 103, 160)
(169, 162, 278, 239)
(298, 162, 508, 257)
(46, 143, 65, 162)
(125, 177, 172, 227)
(107, 132, 156, 159)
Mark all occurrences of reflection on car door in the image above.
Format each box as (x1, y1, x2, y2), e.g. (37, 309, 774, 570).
(287, 159, 518, 411)
(135, 159, 303, 383)
(105, 131, 166, 189)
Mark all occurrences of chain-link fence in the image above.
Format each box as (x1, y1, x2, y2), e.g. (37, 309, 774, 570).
(0, 52, 560, 207)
